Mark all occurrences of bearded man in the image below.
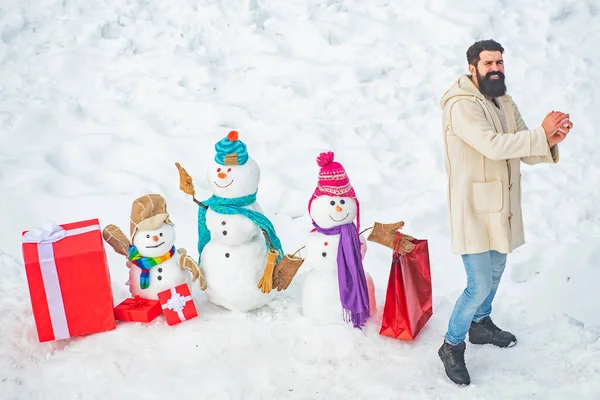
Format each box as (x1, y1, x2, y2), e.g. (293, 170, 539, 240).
(438, 39, 573, 385)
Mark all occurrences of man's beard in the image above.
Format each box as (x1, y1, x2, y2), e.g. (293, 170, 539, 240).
(477, 70, 507, 98)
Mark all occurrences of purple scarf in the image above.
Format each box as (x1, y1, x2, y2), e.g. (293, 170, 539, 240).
(312, 221, 370, 328)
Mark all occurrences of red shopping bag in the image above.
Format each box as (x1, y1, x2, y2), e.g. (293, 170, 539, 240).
(379, 232, 432, 340)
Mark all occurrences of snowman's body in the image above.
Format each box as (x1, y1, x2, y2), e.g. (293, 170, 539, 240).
(127, 223, 191, 300)
(204, 203, 263, 246)
(200, 155, 274, 312)
(201, 201, 274, 311)
(301, 231, 374, 323)
(301, 195, 376, 323)
(129, 255, 189, 300)
(301, 231, 344, 322)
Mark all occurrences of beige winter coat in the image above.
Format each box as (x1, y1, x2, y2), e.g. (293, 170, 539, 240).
(440, 75, 559, 255)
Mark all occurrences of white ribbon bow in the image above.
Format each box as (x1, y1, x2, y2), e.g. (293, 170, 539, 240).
(22, 222, 66, 244)
(162, 289, 193, 322)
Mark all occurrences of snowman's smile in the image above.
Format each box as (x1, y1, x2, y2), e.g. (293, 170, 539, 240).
(146, 242, 165, 248)
(329, 213, 349, 222)
(214, 179, 234, 188)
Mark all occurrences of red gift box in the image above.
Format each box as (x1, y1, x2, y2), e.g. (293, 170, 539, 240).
(157, 284, 197, 325)
(114, 296, 162, 322)
(22, 219, 116, 342)
(379, 233, 433, 340)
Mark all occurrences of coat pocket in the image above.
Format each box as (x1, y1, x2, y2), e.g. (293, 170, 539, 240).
(471, 180, 503, 213)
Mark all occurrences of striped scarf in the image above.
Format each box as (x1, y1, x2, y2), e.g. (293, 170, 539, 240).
(128, 245, 176, 289)
(197, 191, 284, 264)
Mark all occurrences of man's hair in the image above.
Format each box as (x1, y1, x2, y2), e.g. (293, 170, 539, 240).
(466, 39, 504, 66)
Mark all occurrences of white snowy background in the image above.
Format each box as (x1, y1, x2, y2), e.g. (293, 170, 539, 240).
(1, 0, 599, 398)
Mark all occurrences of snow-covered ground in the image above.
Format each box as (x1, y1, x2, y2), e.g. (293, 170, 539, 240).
(1, 0, 600, 398)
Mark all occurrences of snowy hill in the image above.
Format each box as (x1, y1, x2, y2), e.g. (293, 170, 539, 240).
(1, 0, 600, 398)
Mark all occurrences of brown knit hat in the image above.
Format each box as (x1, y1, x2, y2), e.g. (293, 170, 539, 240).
(129, 194, 174, 237)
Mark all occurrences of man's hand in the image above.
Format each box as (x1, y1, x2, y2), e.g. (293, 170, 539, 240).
(542, 111, 572, 147)
(542, 111, 570, 136)
(558, 118, 573, 133)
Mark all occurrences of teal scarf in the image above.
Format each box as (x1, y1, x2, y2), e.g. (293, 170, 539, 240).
(197, 192, 284, 264)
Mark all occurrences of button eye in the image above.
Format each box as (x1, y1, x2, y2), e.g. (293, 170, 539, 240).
(330, 200, 335, 206)
(340, 199, 345, 205)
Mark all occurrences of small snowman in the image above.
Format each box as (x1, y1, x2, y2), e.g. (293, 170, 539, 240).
(300, 151, 376, 328)
(176, 131, 284, 312)
(103, 194, 206, 300)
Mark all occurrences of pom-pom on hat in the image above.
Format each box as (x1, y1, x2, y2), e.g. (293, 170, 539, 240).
(214, 130, 249, 166)
(308, 151, 360, 231)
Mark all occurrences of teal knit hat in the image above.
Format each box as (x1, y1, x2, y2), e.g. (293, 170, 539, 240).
(214, 131, 249, 165)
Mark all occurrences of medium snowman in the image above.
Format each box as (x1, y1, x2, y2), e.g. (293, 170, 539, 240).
(177, 131, 284, 312)
(103, 193, 205, 300)
(301, 151, 376, 328)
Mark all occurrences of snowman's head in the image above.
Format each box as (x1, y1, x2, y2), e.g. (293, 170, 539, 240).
(132, 223, 176, 258)
(309, 195, 358, 229)
(208, 157, 260, 198)
(209, 130, 260, 198)
(308, 151, 361, 231)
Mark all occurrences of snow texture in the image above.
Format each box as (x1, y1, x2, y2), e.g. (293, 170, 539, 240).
(1, 0, 600, 398)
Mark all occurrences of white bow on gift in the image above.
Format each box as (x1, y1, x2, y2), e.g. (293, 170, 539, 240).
(162, 289, 193, 321)
(22, 222, 66, 243)
(22, 221, 101, 245)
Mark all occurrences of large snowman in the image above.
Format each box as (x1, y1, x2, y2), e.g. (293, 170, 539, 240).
(103, 194, 205, 300)
(195, 131, 284, 312)
(301, 151, 376, 328)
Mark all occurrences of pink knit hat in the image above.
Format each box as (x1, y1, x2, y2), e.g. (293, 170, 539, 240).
(308, 151, 360, 232)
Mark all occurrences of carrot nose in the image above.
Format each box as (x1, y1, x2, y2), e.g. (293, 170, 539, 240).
(335, 205, 343, 212)
(152, 235, 159, 242)
(218, 172, 227, 179)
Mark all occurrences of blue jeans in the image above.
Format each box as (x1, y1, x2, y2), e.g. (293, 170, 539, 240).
(445, 250, 507, 345)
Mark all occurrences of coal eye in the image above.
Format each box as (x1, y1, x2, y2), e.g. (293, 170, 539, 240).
(340, 199, 345, 204)
(330, 200, 335, 206)
(159, 233, 163, 237)
(146, 234, 150, 238)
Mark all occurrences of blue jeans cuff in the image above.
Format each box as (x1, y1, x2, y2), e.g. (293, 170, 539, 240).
(472, 314, 490, 323)
(444, 334, 465, 346)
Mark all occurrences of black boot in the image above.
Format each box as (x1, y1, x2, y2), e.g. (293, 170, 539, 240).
(438, 341, 470, 385)
(469, 316, 517, 348)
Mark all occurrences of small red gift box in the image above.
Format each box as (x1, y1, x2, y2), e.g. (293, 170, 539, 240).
(114, 296, 162, 322)
(157, 284, 197, 325)
(22, 219, 116, 342)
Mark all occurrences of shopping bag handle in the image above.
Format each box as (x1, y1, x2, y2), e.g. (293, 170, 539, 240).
(393, 231, 416, 255)
(393, 231, 404, 256)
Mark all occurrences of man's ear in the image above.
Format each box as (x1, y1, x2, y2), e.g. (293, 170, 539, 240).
(468, 64, 476, 77)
